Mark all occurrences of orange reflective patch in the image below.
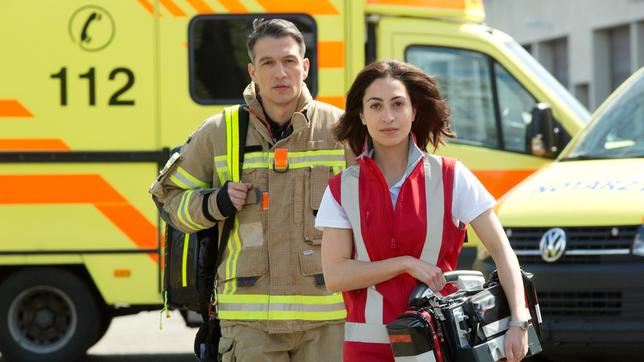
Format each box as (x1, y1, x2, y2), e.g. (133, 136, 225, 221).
(472, 169, 535, 200)
(0, 175, 158, 263)
(188, 0, 214, 13)
(137, 0, 155, 15)
(389, 334, 412, 343)
(220, 0, 248, 13)
(255, 0, 338, 14)
(316, 96, 345, 109)
(274, 149, 288, 171)
(0, 139, 70, 151)
(0, 100, 33, 118)
(160, 0, 187, 16)
(262, 192, 269, 210)
(319, 41, 344, 68)
(367, 0, 466, 10)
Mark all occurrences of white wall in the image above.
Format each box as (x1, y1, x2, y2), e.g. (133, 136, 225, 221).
(483, 0, 644, 109)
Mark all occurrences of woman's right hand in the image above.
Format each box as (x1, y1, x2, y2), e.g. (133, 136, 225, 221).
(402, 256, 445, 292)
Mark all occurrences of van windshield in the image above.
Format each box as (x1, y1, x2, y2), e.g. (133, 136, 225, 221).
(563, 71, 644, 160)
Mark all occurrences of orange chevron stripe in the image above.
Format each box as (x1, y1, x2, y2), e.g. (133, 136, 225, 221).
(472, 169, 535, 199)
(0, 174, 158, 262)
(160, 0, 187, 16)
(367, 0, 468, 10)
(255, 0, 338, 14)
(0, 139, 70, 151)
(319, 41, 344, 68)
(220, 0, 248, 13)
(316, 96, 345, 109)
(188, 0, 215, 13)
(0, 100, 33, 118)
(137, 0, 155, 15)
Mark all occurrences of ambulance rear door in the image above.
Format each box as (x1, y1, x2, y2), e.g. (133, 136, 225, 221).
(0, 0, 161, 304)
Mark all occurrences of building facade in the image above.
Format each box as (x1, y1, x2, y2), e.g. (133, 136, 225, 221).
(484, 0, 644, 110)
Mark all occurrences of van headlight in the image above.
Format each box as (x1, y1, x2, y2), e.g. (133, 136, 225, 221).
(633, 225, 644, 257)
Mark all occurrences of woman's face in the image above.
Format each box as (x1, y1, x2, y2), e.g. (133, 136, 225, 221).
(360, 76, 416, 151)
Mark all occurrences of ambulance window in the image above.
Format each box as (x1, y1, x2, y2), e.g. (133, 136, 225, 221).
(494, 63, 537, 153)
(406, 46, 498, 149)
(189, 15, 317, 105)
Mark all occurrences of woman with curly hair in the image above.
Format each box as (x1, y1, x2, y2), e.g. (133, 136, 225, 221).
(315, 60, 530, 362)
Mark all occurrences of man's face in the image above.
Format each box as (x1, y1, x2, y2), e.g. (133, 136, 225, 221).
(248, 36, 309, 108)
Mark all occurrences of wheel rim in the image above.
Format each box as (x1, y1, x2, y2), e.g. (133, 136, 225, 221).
(7, 285, 78, 354)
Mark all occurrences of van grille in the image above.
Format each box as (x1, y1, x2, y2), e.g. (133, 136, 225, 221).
(538, 291, 622, 317)
(506, 226, 638, 264)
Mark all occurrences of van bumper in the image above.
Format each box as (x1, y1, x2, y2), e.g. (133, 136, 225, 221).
(473, 258, 644, 348)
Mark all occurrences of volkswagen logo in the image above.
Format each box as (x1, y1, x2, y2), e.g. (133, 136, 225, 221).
(539, 228, 566, 263)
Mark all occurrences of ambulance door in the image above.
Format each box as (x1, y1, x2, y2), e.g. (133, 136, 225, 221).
(0, 0, 160, 303)
(376, 17, 565, 200)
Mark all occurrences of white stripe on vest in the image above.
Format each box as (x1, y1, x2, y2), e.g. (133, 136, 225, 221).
(341, 154, 444, 344)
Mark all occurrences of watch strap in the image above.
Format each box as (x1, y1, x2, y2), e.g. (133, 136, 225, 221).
(508, 320, 529, 330)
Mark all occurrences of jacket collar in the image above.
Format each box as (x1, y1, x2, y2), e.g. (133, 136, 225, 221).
(243, 82, 313, 132)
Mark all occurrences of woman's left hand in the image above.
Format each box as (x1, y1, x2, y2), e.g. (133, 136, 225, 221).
(503, 326, 528, 362)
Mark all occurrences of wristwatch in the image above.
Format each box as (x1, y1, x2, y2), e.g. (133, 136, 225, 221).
(508, 320, 529, 331)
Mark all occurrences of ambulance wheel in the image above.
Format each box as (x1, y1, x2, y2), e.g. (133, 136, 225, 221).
(0, 268, 101, 362)
(91, 311, 113, 347)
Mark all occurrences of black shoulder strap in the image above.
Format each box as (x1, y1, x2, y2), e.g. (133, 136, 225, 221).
(215, 105, 249, 266)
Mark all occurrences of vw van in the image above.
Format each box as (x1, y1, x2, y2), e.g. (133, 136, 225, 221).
(474, 67, 644, 354)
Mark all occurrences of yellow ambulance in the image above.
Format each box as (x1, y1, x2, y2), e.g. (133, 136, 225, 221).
(474, 67, 644, 354)
(0, 0, 588, 360)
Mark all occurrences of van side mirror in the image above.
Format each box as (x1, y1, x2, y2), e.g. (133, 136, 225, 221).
(526, 103, 566, 158)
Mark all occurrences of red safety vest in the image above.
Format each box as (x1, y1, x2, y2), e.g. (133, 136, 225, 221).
(328, 144, 466, 362)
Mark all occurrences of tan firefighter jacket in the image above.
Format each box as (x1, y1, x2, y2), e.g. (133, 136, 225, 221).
(150, 83, 351, 333)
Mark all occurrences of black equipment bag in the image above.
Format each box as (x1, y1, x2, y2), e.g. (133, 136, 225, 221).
(163, 222, 219, 312)
(153, 105, 249, 361)
(158, 105, 249, 313)
(387, 270, 543, 362)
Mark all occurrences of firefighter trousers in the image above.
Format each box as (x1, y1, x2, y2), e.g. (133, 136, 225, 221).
(219, 323, 343, 362)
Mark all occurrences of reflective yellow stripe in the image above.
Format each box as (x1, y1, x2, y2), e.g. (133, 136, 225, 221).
(226, 105, 241, 183)
(218, 293, 344, 304)
(176, 192, 199, 231)
(217, 293, 347, 320)
(181, 233, 190, 287)
(289, 160, 345, 168)
(289, 150, 345, 158)
(224, 217, 242, 294)
(217, 310, 346, 321)
(169, 175, 190, 189)
(241, 150, 346, 170)
(223, 105, 243, 294)
(271, 294, 344, 304)
(180, 167, 210, 188)
(183, 190, 205, 230)
(169, 166, 211, 190)
(214, 155, 228, 185)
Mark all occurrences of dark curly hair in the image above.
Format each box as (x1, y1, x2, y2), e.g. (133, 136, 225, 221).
(335, 60, 454, 156)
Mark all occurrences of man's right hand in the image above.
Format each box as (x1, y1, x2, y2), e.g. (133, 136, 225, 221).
(227, 182, 253, 211)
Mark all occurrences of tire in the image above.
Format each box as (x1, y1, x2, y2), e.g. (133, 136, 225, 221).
(90, 311, 113, 347)
(0, 268, 101, 362)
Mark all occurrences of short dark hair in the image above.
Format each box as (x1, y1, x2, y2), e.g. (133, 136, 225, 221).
(335, 60, 455, 156)
(247, 18, 306, 63)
